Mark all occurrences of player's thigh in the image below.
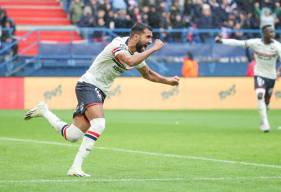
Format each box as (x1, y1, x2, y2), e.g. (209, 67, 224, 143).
(265, 78, 276, 96)
(75, 81, 106, 122)
(73, 115, 91, 133)
(85, 104, 104, 121)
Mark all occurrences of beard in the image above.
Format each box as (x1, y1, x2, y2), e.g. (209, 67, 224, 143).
(136, 41, 146, 52)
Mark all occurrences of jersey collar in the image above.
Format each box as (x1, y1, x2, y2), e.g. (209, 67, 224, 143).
(125, 37, 134, 55)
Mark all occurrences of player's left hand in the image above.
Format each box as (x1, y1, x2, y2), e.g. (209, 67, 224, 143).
(168, 76, 180, 86)
(215, 35, 222, 43)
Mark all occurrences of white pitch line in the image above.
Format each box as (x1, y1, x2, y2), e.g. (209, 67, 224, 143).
(1, 137, 281, 170)
(1, 176, 281, 184)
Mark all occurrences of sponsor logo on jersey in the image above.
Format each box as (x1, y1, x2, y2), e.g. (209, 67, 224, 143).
(254, 50, 277, 60)
(113, 65, 124, 73)
(112, 58, 127, 73)
(112, 58, 126, 70)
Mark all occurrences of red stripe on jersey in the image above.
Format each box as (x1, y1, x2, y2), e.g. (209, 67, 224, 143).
(112, 47, 119, 52)
(112, 47, 122, 54)
(86, 130, 100, 138)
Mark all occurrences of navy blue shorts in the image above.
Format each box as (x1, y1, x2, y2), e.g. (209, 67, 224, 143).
(73, 82, 106, 118)
(254, 76, 275, 90)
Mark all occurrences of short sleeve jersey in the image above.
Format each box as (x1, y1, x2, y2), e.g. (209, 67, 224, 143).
(79, 36, 147, 95)
(245, 38, 281, 79)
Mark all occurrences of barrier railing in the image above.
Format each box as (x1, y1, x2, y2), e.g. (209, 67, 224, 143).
(0, 27, 280, 76)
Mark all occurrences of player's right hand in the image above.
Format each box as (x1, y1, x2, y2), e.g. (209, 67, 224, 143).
(168, 76, 180, 86)
(215, 35, 222, 43)
(152, 39, 164, 51)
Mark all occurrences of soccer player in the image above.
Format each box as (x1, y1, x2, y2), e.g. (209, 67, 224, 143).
(215, 25, 281, 132)
(24, 23, 179, 177)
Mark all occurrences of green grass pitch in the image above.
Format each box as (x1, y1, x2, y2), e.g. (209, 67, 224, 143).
(1, 109, 281, 192)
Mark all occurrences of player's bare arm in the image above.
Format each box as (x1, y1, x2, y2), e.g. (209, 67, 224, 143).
(215, 35, 246, 47)
(137, 65, 179, 86)
(116, 39, 164, 67)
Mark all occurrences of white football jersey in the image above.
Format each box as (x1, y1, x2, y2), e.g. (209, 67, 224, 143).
(245, 38, 281, 79)
(79, 36, 146, 95)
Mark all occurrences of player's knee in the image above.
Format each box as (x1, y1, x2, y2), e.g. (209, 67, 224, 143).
(257, 92, 264, 100)
(256, 89, 265, 100)
(85, 118, 106, 141)
(63, 124, 84, 143)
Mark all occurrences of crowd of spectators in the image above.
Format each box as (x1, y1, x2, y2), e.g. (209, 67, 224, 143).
(0, 7, 17, 62)
(60, 0, 281, 42)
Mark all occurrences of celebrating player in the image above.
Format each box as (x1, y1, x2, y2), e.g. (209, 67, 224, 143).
(24, 23, 179, 177)
(215, 25, 281, 132)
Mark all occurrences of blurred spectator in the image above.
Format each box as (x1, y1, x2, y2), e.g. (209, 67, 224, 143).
(221, 16, 235, 38)
(148, 6, 161, 29)
(197, 4, 217, 29)
(197, 4, 217, 42)
(147, 6, 161, 38)
(85, 0, 100, 17)
(114, 9, 133, 29)
(259, 7, 276, 29)
(171, 14, 184, 41)
(230, 23, 244, 39)
(255, 1, 281, 29)
(112, 0, 127, 10)
(0, 7, 17, 64)
(141, 5, 150, 24)
(259, 0, 275, 11)
(236, 0, 255, 13)
(159, 11, 171, 41)
(182, 52, 198, 77)
(185, 0, 203, 23)
(130, 7, 142, 23)
(93, 17, 106, 42)
(0, 8, 7, 27)
(60, 0, 72, 12)
(78, 6, 95, 28)
(69, 0, 84, 24)
(221, 0, 237, 14)
(62, 0, 281, 43)
(170, 1, 181, 25)
(104, 10, 115, 29)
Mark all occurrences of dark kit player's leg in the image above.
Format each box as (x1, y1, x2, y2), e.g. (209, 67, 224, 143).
(264, 78, 276, 108)
(254, 76, 270, 132)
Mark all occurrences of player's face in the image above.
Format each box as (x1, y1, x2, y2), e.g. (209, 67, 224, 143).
(136, 29, 153, 52)
(263, 27, 275, 40)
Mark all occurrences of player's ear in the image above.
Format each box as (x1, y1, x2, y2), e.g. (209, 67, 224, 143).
(133, 33, 140, 40)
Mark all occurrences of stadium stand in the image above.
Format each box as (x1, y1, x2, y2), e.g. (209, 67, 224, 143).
(0, 0, 81, 56)
(0, 0, 280, 77)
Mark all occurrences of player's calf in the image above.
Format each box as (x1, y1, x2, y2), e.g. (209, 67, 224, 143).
(68, 118, 105, 173)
